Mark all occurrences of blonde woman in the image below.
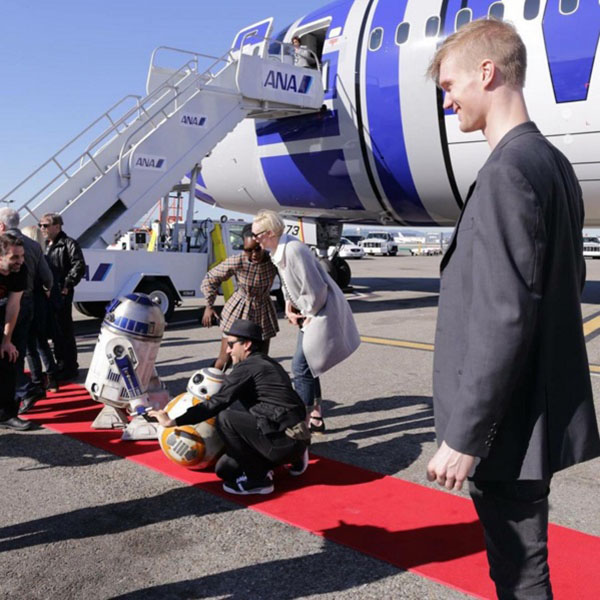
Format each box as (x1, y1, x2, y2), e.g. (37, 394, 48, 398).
(252, 210, 360, 442)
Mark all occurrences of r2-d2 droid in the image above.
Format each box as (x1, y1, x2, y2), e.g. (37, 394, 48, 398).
(158, 368, 225, 470)
(85, 293, 169, 440)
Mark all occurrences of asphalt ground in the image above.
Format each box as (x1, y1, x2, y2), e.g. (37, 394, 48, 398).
(2, 254, 600, 599)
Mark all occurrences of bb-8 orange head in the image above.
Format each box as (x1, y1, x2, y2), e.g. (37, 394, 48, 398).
(158, 368, 226, 470)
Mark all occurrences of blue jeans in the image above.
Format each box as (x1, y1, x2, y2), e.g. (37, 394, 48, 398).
(13, 295, 36, 400)
(291, 330, 321, 408)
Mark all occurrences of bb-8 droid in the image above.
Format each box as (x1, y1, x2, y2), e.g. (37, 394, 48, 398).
(158, 368, 226, 470)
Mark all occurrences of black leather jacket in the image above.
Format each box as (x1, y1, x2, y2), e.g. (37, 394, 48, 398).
(45, 230, 86, 291)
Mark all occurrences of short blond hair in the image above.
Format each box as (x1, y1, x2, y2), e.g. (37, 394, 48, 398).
(253, 210, 285, 237)
(427, 19, 526, 88)
(22, 225, 45, 245)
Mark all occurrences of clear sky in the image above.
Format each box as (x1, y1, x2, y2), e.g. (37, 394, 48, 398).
(0, 0, 328, 221)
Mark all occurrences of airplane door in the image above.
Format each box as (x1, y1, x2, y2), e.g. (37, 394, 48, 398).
(230, 18, 274, 59)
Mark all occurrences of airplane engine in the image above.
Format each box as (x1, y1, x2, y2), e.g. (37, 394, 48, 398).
(85, 293, 169, 438)
(158, 368, 225, 470)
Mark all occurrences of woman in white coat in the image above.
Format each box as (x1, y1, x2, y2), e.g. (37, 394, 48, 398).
(252, 210, 360, 436)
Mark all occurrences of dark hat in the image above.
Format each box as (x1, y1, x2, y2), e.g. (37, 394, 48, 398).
(225, 319, 263, 342)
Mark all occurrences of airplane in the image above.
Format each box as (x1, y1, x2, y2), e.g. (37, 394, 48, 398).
(198, 0, 600, 231)
(3, 0, 599, 293)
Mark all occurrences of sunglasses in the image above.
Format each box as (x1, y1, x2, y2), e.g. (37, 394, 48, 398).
(251, 230, 267, 239)
(38, 223, 52, 228)
(226, 339, 244, 349)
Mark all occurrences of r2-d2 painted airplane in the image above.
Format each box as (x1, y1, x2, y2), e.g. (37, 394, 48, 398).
(197, 0, 600, 232)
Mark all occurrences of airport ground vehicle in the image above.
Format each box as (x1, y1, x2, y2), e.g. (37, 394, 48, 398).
(583, 236, 600, 259)
(74, 218, 250, 320)
(359, 232, 399, 256)
(409, 246, 443, 256)
(328, 237, 364, 260)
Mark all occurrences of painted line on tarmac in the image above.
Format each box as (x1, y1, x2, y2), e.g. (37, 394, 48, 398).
(583, 310, 600, 341)
(360, 335, 600, 374)
(360, 336, 434, 352)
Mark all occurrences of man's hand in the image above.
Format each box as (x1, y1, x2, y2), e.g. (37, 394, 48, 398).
(202, 306, 215, 328)
(426, 441, 479, 491)
(61, 286, 70, 296)
(0, 340, 18, 363)
(147, 409, 175, 428)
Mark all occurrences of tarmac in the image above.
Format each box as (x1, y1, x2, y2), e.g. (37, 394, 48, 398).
(2, 254, 599, 599)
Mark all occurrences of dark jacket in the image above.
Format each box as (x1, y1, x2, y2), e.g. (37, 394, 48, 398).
(7, 227, 53, 297)
(176, 352, 306, 434)
(433, 121, 600, 480)
(45, 230, 85, 291)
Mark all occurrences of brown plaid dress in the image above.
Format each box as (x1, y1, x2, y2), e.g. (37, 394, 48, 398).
(201, 253, 279, 340)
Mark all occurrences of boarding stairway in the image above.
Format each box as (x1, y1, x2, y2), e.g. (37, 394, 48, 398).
(5, 39, 323, 248)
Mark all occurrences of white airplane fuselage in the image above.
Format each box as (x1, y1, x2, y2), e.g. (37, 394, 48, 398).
(198, 0, 600, 226)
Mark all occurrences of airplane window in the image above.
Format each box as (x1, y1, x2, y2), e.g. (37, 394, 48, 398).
(395, 22, 410, 45)
(489, 2, 505, 20)
(369, 27, 384, 51)
(425, 16, 440, 38)
(560, 0, 578, 14)
(524, 0, 540, 20)
(455, 8, 472, 31)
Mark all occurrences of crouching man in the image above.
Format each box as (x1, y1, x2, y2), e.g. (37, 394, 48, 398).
(150, 319, 310, 495)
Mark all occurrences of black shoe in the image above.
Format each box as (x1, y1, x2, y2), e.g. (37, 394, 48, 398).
(46, 374, 59, 393)
(57, 368, 79, 382)
(18, 389, 46, 414)
(0, 417, 33, 431)
(223, 474, 274, 495)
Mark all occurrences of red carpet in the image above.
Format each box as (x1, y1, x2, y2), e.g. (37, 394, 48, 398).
(24, 385, 599, 599)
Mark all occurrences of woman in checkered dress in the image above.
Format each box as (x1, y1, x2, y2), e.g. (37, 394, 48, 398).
(201, 226, 279, 370)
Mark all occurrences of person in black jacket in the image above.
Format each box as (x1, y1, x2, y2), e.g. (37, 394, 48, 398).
(0, 234, 32, 431)
(150, 319, 310, 495)
(0, 208, 54, 413)
(39, 213, 86, 381)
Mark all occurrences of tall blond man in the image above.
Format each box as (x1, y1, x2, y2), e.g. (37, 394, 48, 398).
(426, 19, 600, 599)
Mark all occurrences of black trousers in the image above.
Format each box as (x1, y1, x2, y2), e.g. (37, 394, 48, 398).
(215, 408, 307, 483)
(469, 479, 552, 600)
(0, 348, 18, 421)
(50, 290, 78, 372)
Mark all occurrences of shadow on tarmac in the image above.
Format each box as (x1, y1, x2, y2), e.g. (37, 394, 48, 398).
(0, 430, 118, 471)
(108, 519, 483, 600)
(352, 276, 440, 294)
(350, 295, 439, 313)
(312, 396, 435, 476)
(0, 486, 238, 554)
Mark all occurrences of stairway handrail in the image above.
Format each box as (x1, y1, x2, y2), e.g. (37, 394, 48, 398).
(80, 58, 202, 162)
(5, 53, 224, 217)
(149, 46, 230, 79)
(1, 94, 142, 208)
(117, 49, 238, 180)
